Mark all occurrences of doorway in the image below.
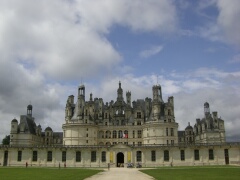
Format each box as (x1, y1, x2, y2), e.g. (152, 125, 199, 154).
(117, 152, 124, 167)
(3, 151, 8, 166)
(224, 149, 229, 165)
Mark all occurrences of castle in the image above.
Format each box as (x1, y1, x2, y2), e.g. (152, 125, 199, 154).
(1, 82, 239, 167)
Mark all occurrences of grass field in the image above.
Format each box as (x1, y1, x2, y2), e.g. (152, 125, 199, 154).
(140, 166, 240, 180)
(0, 167, 103, 180)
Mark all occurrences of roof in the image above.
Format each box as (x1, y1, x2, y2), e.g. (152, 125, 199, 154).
(12, 118, 18, 123)
(45, 126, 53, 131)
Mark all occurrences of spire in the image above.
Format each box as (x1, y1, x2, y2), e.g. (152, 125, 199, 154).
(117, 81, 123, 101)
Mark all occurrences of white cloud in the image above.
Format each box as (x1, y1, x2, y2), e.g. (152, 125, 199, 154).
(0, 67, 239, 141)
(0, 0, 178, 81)
(228, 54, 240, 63)
(139, 45, 163, 58)
(197, 0, 240, 48)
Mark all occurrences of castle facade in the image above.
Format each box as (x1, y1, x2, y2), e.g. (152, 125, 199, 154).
(1, 82, 239, 167)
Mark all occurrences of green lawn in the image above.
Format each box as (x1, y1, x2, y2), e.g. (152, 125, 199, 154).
(140, 166, 240, 180)
(0, 167, 103, 180)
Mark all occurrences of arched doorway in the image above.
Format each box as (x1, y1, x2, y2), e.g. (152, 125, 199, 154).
(117, 152, 124, 167)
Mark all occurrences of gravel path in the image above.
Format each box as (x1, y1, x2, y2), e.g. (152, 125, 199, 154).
(84, 168, 154, 180)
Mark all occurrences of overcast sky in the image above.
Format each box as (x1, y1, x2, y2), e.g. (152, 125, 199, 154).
(0, 0, 240, 142)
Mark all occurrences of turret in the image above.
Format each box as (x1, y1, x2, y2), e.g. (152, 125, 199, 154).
(126, 91, 131, 107)
(204, 102, 210, 117)
(77, 85, 85, 118)
(152, 85, 163, 102)
(117, 81, 123, 101)
(65, 95, 74, 120)
(27, 104, 32, 117)
(11, 118, 18, 134)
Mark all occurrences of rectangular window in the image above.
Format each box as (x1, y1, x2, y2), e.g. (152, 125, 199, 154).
(62, 151, 66, 162)
(209, 149, 214, 160)
(91, 151, 97, 162)
(137, 130, 142, 138)
(133, 131, 135, 138)
(76, 151, 81, 162)
(180, 150, 185, 161)
(47, 151, 52, 162)
(194, 150, 199, 161)
(171, 140, 174, 145)
(138, 142, 142, 146)
(164, 150, 169, 161)
(151, 150, 156, 162)
(166, 128, 168, 136)
(113, 131, 117, 138)
(32, 151, 38, 162)
(137, 112, 141, 118)
(101, 151, 106, 162)
(17, 151, 22, 161)
(136, 151, 142, 162)
(171, 128, 174, 136)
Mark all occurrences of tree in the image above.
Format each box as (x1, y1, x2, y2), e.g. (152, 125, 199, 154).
(2, 135, 10, 145)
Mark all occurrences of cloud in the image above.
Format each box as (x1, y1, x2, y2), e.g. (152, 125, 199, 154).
(0, 0, 178, 80)
(0, 67, 239, 141)
(139, 45, 163, 58)
(197, 0, 240, 48)
(228, 54, 240, 63)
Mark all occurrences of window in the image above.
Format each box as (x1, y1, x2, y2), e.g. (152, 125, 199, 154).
(62, 151, 66, 162)
(91, 151, 97, 162)
(105, 122, 107, 126)
(171, 140, 174, 145)
(101, 151, 106, 162)
(32, 151, 38, 162)
(136, 151, 142, 162)
(137, 121, 141, 125)
(105, 113, 107, 118)
(151, 151, 156, 162)
(124, 130, 128, 138)
(137, 112, 141, 118)
(164, 150, 169, 161)
(47, 151, 52, 162)
(138, 142, 142, 146)
(168, 109, 171, 115)
(209, 149, 214, 160)
(76, 151, 81, 162)
(133, 131, 135, 138)
(137, 130, 142, 138)
(171, 128, 174, 136)
(166, 128, 168, 136)
(113, 131, 117, 138)
(194, 150, 199, 161)
(17, 151, 22, 161)
(180, 150, 185, 161)
(118, 130, 122, 138)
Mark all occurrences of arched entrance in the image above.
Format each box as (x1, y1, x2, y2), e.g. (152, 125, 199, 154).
(117, 152, 124, 167)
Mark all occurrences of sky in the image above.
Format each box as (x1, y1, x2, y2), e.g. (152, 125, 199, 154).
(0, 0, 240, 142)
